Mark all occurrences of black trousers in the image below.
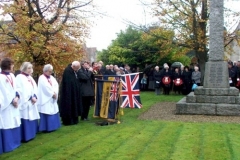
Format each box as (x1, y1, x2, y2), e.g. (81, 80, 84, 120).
(163, 84, 171, 95)
(81, 96, 93, 120)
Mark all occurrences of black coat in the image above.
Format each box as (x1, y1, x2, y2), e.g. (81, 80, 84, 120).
(161, 69, 172, 80)
(182, 71, 192, 83)
(153, 70, 162, 81)
(104, 69, 116, 75)
(99, 67, 106, 75)
(173, 72, 181, 80)
(229, 67, 238, 80)
(181, 71, 192, 95)
(153, 70, 162, 88)
(78, 68, 95, 97)
(146, 69, 154, 81)
(59, 64, 82, 118)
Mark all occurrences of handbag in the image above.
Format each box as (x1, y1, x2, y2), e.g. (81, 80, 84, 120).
(192, 83, 198, 91)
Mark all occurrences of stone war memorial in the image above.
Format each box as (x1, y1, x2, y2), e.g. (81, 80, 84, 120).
(176, 0, 240, 116)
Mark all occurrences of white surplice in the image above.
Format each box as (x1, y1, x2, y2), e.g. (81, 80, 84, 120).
(0, 73, 21, 129)
(16, 74, 40, 120)
(0, 90, 3, 129)
(37, 75, 59, 115)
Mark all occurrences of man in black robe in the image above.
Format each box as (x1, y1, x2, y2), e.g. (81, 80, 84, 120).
(78, 61, 95, 121)
(59, 61, 82, 125)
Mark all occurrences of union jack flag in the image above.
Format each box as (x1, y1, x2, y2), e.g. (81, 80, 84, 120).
(110, 81, 119, 101)
(120, 73, 142, 108)
(107, 76, 121, 102)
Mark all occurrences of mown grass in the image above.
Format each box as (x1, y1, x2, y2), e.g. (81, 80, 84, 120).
(1, 91, 240, 160)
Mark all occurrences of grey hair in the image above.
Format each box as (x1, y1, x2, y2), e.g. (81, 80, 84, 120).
(194, 66, 199, 71)
(163, 63, 169, 69)
(72, 61, 80, 67)
(20, 62, 32, 72)
(43, 64, 53, 72)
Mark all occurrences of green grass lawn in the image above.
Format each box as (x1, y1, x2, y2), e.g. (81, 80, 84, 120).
(1, 91, 240, 160)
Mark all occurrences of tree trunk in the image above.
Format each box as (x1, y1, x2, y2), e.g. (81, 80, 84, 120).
(196, 50, 208, 85)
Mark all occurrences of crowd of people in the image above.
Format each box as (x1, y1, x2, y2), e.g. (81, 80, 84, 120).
(142, 60, 240, 96)
(1, 57, 139, 154)
(1, 57, 239, 154)
(142, 63, 201, 95)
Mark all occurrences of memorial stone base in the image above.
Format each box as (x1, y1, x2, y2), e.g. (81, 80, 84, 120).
(176, 87, 240, 115)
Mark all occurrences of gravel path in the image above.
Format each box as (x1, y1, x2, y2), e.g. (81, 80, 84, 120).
(139, 102, 240, 124)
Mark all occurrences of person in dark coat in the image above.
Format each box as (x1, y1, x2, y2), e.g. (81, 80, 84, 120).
(172, 67, 182, 94)
(181, 66, 192, 95)
(153, 66, 162, 95)
(228, 61, 238, 87)
(78, 61, 95, 121)
(236, 61, 240, 89)
(161, 63, 172, 95)
(146, 67, 155, 90)
(98, 61, 106, 75)
(59, 61, 82, 125)
(103, 65, 110, 75)
(124, 64, 132, 74)
(105, 64, 116, 75)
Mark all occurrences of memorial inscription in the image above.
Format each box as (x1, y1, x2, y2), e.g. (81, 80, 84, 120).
(204, 61, 229, 88)
(208, 63, 224, 87)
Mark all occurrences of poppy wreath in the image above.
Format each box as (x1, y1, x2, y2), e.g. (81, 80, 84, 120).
(162, 76, 171, 85)
(174, 78, 183, 86)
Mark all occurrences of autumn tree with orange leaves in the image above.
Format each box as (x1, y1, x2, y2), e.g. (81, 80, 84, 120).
(0, 0, 93, 77)
(140, 0, 239, 82)
(149, 0, 209, 81)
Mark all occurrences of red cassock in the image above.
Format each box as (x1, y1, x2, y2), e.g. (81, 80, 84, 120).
(162, 76, 171, 85)
(174, 78, 183, 86)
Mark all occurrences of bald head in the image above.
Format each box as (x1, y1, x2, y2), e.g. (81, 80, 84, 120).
(71, 61, 80, 71)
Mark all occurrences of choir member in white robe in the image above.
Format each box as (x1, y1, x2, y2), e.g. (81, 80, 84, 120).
(37, 64, 61, 132)
(0, 90, 4, 155)
(16, 62, 40, 142)
(0, 58, 21, 153)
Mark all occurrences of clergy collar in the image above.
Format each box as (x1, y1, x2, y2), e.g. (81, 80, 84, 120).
(21, 72, 29, 76)
(1, 71, 10, 75)
(44, 74, 50, 78)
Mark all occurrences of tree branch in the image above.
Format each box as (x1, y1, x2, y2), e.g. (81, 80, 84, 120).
(169, 0, 190, 17)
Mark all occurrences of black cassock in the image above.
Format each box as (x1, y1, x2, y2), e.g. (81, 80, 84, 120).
(59, 64, 82, 125)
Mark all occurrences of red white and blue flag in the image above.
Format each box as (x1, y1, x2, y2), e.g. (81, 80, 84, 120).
(120, 73, 142, 108)
(110, 81, 119, 101)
